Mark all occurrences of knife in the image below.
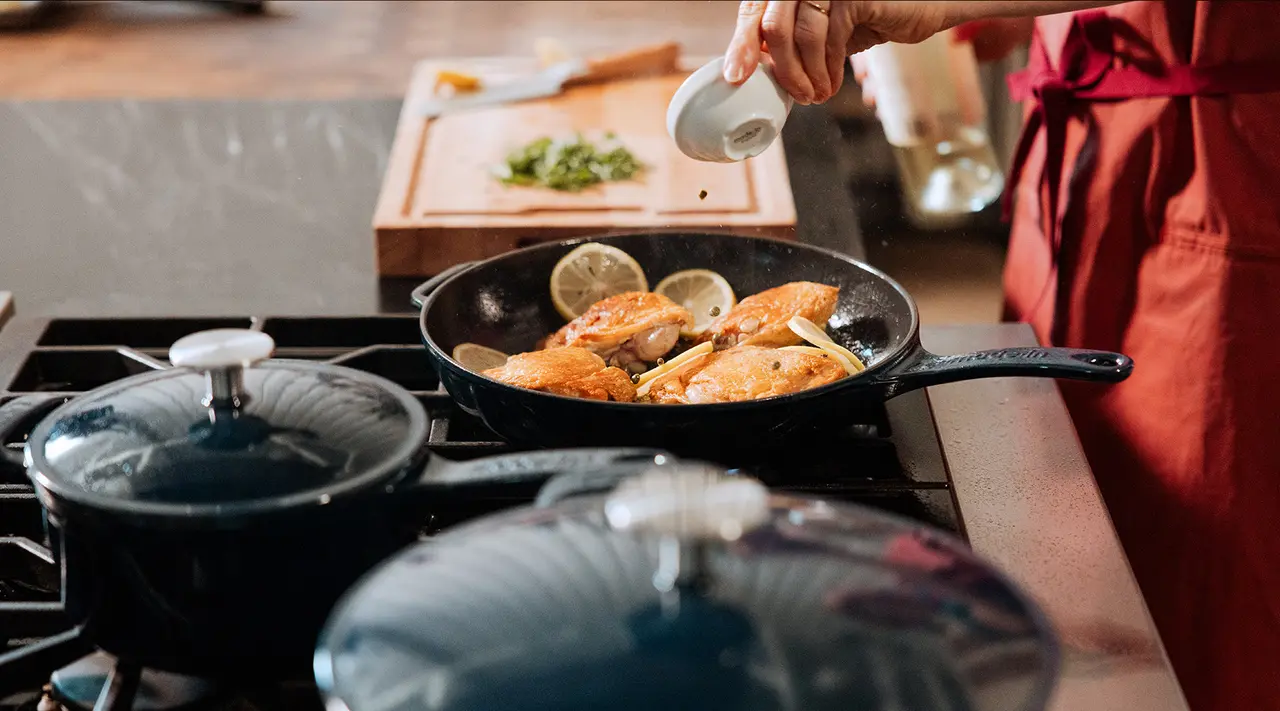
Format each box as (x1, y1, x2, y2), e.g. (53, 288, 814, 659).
(414, 42, 682, 119)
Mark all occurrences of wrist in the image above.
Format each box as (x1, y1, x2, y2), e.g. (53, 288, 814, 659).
(941, 1, 1125, 28)
(940, 2, 991, 29)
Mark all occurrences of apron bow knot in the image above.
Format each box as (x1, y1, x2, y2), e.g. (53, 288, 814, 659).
(999, 8, 1280, 334)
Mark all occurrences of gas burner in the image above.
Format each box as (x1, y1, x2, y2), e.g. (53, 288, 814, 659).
(22, 651, 324, 711)
(0, 314, 963, 708)
(47, 653, 214, 711)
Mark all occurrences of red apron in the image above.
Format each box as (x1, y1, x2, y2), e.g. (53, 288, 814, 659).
(1000, 3, 1280, 709)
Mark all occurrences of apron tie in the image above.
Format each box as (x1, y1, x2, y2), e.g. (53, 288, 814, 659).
(1001, 9, 1280, 334)
(1002, 10, 1113, 255)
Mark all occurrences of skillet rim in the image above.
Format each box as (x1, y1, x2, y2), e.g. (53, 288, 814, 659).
(418, 230, 923, 412)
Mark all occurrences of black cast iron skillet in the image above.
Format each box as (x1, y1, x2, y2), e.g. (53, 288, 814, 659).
(414, 231, 1133, 453)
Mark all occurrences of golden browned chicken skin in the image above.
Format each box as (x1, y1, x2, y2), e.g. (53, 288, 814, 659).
(482, 347, 636, 402)
(540, 292, 694, 372)
(643, 346, 847, 404)
(698, 282, 839, 350)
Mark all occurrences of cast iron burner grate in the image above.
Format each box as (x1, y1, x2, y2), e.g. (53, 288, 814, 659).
(0, 315, 962, 710)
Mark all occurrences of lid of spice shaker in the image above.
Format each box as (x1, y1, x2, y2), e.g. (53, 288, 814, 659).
(667, 56, 794, 163)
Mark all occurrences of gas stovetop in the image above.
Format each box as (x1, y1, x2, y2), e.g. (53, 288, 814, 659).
(0, 315, 963, 711)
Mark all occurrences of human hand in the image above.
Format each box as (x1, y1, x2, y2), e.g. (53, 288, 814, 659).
(723, 1, 952, 105)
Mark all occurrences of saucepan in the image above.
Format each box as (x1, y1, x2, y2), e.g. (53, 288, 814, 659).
(314, 464, 1061, 711)
(413, 231, 1133, 452)
(0, 328, 670, 692)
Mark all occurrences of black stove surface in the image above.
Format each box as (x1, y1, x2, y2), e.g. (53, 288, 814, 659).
(0, 315, 962, 711)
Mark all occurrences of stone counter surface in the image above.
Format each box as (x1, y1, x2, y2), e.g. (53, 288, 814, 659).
(0, 98, 861, 317)
(922, 325, 1188, 711)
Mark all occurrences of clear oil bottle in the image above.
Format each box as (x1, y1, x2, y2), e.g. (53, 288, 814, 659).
(859, 30, 1005, 228)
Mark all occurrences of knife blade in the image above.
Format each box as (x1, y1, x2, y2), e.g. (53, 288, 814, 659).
(411, 42, 683, 120)
(412, 60, 587, 119)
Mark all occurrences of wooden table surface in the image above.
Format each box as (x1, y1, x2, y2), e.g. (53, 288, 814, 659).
(0, 0, 740, 99)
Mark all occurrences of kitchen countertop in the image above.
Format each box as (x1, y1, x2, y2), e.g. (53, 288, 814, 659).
(925, 325, 1188, 711)
(0, 97, 1186, 711)
(0, 98, 861, 317)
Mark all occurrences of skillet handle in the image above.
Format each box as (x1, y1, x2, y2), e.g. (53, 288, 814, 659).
(877, 346, 1133, 396)
(416, 448, 677, 491)
(410, 262, 479, 310)
(0, 394, 68, 469)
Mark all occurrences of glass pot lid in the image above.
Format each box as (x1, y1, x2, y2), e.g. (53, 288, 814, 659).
(316, 466, 1060, 711)
(26, 329, 428, 519)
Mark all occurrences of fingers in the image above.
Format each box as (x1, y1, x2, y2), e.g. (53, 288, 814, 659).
(793, 0, 832, 101)
(846, 24, 881, 56)
(724, 0, 767, 84)
(761, 1, 815, 104)
(824, 1, 852, 97)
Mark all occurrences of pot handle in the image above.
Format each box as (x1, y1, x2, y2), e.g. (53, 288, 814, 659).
(410, 262, 479, 310)
(876, 346, 1133, 396)
(0, 625, 92, 698)
(417, 448, 677, 491)
(0, 394, 68, 469)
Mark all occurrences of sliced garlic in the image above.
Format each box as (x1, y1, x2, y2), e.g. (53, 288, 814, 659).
(635, 342, 714, 398)
(780, 346, 834, 358)
(787, 317, 866, 375)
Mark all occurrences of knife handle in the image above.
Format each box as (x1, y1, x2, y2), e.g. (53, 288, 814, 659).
(564, 42, 682, 87)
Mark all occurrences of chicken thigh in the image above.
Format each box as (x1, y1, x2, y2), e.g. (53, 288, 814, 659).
(642, 345, 847, 404)
(698, 282, 839, 349)
(540, 292, 694, 372)
(483, 347, 636, 402)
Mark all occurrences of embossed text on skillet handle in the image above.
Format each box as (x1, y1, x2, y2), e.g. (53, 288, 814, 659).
(877, 346, 1134, 396)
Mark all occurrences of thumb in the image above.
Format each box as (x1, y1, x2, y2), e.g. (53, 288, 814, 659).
(724, 0, 767, 85)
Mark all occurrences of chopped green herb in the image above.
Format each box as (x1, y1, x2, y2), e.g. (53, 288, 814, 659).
(492, 133, 645, 192)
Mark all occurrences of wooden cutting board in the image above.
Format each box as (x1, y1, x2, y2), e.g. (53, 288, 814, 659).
(374, 57, 797, 277)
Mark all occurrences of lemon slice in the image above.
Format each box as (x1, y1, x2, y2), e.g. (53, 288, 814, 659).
(635, 342, 714, 399)
(787, 317, 866, 375)
(653, 269, 737, 337)
(451, 343, 510, 372)
(549, 243, 649, 321)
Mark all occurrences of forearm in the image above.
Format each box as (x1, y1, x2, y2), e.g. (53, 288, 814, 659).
(942, 1, 1127, 28)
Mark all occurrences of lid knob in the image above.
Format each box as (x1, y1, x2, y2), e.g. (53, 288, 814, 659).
(605, 466, 770, 593)
(605, 465, 771, 541)
(169, 329, 275, 411)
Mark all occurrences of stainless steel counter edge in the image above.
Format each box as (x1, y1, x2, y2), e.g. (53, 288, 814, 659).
(921, 324, 1189, 711)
